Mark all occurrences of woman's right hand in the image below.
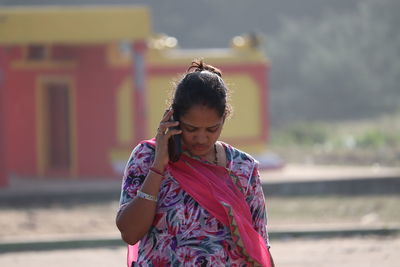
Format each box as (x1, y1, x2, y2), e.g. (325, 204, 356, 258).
(152, 109, 182, 171)
(117, 112, 179, 244)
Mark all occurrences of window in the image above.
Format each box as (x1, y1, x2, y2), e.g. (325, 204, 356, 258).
(27, 45, 47, 61)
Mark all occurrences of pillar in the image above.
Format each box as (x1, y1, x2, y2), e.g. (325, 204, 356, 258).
(131, 40, 148, 143)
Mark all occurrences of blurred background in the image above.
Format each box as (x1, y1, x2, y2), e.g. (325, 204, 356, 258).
(0, 0, 399, 266)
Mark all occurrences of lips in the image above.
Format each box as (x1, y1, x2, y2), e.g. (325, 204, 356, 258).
(192, 144, 209, 151)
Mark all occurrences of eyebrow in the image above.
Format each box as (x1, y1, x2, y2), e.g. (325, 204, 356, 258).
(180, 121, 221, 129)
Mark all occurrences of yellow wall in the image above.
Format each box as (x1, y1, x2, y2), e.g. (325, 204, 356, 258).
(147, 76, 174, 135)
(222, 74, 261, 139)
(146, 73, 264, 153)
(116, 78, 134, 145)
(0, 6, 151, 44)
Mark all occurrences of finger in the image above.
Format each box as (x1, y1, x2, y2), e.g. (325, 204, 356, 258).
(157, 121, 178, 134)
(159, 120, 179, 129)
(161, 109, 174, 122)
(165, 129, 182, 139)
(156, 128, 166, 136)
(162, 108, 170, 118)
(156, 124, 169, 135)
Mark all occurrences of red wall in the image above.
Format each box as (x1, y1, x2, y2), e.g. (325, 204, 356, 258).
(75, 45, 131, 178)
(3, 44, 269, 181)
(76, 45, 115, 177)
(0, 47, 9, 186)
(5, 47, 38, 176)
(5, 44, 133, 178)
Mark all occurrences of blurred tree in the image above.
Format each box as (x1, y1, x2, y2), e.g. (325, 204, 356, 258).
(268, 0, 400, 125)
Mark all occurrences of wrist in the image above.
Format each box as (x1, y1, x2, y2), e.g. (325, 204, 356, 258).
(151, 162, 165, 173)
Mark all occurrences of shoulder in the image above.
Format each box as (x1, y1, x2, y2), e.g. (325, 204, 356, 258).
(222, 142, 257, 166)
(221, 141, 258, 177)
(124, 140, 156, 176)
(129, 141, 155, 161)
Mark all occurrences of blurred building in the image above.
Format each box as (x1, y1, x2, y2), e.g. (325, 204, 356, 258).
(0, 6, 269, 185)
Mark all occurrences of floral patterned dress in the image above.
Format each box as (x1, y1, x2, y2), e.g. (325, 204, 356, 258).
(119, 141, 270, 266)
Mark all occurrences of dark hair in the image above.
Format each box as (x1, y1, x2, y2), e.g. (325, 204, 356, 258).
(171, 60, 232, 120)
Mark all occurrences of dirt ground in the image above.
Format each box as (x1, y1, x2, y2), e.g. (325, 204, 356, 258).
(0, 236, 399, 267)
(1, 196, 399, 241)
(1, 195, 399, 266)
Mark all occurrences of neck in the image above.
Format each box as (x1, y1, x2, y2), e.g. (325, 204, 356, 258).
(186, 142, 218, 165)
(205, 142, 218, 165)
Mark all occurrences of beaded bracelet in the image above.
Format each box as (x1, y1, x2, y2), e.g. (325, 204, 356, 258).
(149, 167, 164, 177)
(137, 190, 158, 202)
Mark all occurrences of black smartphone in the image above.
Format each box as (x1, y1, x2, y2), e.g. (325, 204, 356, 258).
(168, 113, 182, 162)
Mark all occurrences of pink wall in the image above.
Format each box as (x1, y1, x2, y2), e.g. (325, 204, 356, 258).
(2, 43, 269, 182)
(5, 47, 38, 176)
(75, 45, 128, 177)
(0, 47, 9, 187)
(4, 44, 131, 178)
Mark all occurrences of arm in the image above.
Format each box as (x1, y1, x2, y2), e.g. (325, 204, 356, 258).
(116, 109, 181, 245)
(116, 157, 165, 245)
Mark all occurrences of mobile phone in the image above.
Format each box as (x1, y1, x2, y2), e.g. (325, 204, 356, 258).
(168, 113, 182, 162)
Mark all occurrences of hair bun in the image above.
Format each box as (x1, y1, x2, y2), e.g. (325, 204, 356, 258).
(187, 59, 222, 77)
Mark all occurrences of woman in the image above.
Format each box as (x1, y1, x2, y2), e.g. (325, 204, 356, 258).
(116, 60, 274, 266)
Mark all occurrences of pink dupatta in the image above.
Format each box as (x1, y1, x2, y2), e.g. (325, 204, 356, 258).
(127, 140, 272, 267)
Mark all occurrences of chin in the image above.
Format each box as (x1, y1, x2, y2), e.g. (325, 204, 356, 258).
(187, 145, 212, 157)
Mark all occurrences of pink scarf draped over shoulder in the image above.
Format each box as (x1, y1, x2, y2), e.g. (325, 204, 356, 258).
(127, 140, 272, 267)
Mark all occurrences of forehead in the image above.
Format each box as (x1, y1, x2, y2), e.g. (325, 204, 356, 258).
(179, 105, 223, 127)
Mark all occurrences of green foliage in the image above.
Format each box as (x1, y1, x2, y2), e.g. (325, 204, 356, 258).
(270, 112, 400, 149)
(355, 130, 400, 148)
(271, 122, 329, 146)
(268, 112, 400, 166)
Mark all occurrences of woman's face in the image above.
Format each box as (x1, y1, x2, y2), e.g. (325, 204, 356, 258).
(179, 105, 224, 157)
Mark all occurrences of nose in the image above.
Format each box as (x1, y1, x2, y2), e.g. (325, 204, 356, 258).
(194, 130, 208, 144)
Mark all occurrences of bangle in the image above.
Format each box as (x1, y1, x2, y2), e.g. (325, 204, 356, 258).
(149, 167, 164, 177)
(137, 190, 158, 202)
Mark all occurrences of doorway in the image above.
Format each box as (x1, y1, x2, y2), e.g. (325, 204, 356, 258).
(46, 82, 71, 171)
(37, 77, 75, 177)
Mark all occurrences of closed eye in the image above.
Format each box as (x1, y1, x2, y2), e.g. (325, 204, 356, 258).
(207, 126, 219, 132)
(180, 121, 222, 133)
(184, 126, 198, 132)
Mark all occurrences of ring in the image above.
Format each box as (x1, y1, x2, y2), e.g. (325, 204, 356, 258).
(157, 127, 166, 135)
